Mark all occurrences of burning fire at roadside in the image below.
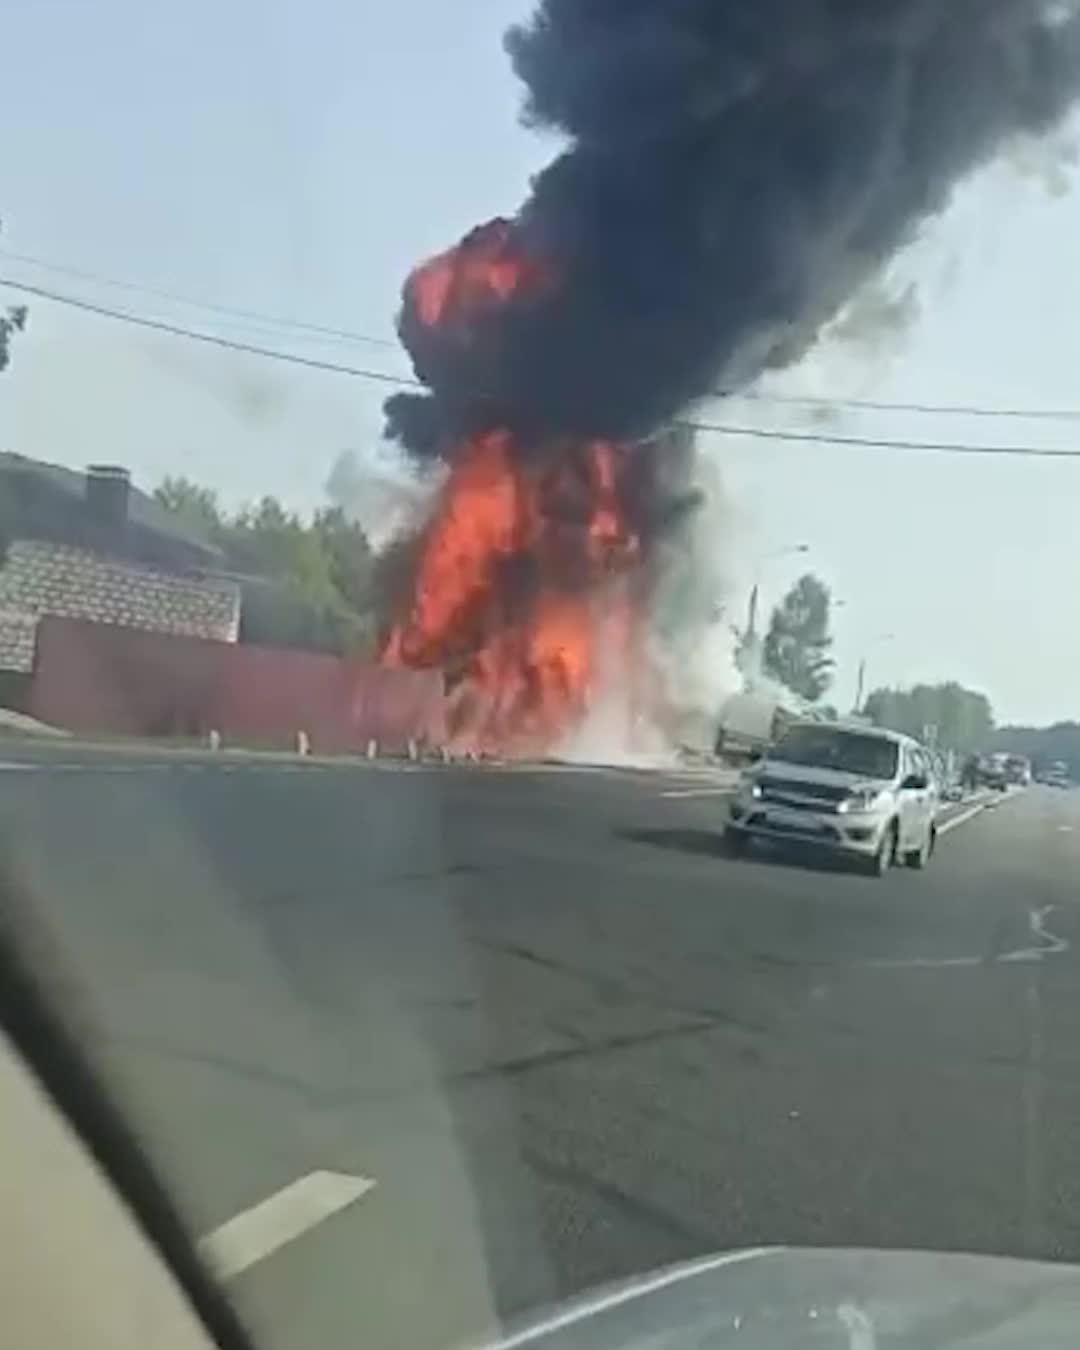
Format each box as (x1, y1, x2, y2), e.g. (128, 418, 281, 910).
(382, 0, 1080, 757)
(382, 219, 670, 753)
(384, 427, 645, 754)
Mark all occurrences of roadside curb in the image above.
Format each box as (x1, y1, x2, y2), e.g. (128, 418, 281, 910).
(0, 736, 408, 771)
(0, 712, 69, 740)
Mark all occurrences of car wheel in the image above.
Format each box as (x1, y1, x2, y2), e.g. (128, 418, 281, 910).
(864, 822, 897, 877)
(724, 827, 749, 857)
(905, 823, 935, 870)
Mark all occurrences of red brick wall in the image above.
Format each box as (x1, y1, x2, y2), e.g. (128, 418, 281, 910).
(30, 617, 445, 751)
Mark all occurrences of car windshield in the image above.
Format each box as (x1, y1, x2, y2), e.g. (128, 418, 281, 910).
(770, 726, 900, 779)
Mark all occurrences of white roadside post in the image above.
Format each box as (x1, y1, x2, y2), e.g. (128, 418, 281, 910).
(208, 729, 222, 752)
(296, 730, 311, 757)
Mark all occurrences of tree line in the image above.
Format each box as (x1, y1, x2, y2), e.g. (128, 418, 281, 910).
(862, 683, 995, 754)
(151, 486, 1075, 759)
(154, 477, 382, 655)
(993, 722, 1080, 778)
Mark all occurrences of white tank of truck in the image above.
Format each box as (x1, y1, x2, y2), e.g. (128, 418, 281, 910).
(714, 692, 794, 760)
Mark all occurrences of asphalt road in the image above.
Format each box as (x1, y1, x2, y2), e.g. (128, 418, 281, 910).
(0, 745, 1077, 1350)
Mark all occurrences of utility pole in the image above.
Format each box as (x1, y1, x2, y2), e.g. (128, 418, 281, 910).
(854, 657, 867, 714)
(853, 632, 895, 715)
(745, 583, 759, 647)
(740, 544, 808, 688)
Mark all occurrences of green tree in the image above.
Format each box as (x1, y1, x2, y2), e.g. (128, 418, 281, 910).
(224, 497, 361, 653)
(864, 682, 994, 753)
(763, 573, 835, 701)
(153, 477, 224, 538)
(313, 506, 373, 616)
(0, 304, 27, 374)
(154, 480, 377, 656)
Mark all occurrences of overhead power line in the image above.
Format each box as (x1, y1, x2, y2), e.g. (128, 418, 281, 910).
(4, 272, 1080, 460)
(0, 275, 418, 388)
(683, 416, 1080, 458)
(0, 247, 400, 350)
(712, 385, 1080, 423)
(5, 245, 1080, 425)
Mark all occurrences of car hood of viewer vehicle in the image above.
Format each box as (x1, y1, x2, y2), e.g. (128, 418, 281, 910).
(481, 1248, 1080, 1350)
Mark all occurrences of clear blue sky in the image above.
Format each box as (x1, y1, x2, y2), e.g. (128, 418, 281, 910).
(3, 0, 1079, 725)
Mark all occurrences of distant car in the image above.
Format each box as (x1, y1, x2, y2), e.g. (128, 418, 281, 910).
(725, 722, 938, 877)
(979, 756, 1009, 792)
(1036, 760, 1071, 788)
(1004, 754, 1032, 786)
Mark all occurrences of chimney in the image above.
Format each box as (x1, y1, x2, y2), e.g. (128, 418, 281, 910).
(85, 464, 130, 530)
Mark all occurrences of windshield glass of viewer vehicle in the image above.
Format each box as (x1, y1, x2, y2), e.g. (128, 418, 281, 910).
(1, 4, 1079, 1350)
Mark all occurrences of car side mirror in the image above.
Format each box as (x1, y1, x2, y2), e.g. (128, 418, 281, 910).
(901, 773, 928, 791)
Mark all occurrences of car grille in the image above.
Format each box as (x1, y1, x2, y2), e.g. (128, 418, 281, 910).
(759, 777, 849, 810)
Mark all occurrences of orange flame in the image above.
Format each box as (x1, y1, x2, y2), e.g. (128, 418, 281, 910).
(384, 430, 642, 755)
(386, 219, 646, 756)
(408, 219, 549, 331)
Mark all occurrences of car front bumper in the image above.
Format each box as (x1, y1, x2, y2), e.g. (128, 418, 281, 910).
(727, 802, 889, 856)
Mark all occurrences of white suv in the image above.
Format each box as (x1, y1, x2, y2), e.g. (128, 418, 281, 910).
(725, 722, 938, 876)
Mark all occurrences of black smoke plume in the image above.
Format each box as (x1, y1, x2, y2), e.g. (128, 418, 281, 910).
(386, 0, 1080, 456)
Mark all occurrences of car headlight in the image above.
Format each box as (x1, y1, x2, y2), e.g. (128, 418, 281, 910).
(748, 781, 764, 800)
(838, 788, 884, 815)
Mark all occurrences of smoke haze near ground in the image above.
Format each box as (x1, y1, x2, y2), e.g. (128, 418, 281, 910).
(325, 446, 441, 552)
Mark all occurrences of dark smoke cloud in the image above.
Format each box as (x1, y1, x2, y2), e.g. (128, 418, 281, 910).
(387, 0, 1080, 454)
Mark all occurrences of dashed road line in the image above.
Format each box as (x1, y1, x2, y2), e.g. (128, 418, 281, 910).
(937, 797, 994, 836)
(197, 1170, 376, 1281)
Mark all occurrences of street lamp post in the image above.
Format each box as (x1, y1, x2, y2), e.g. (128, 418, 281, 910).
(740, 544, 809, 690)
(854, 658, 869, 714)
(743, 543, 810, 647)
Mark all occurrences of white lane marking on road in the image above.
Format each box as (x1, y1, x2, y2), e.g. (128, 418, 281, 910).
(865, 953, 985, 970)
(198, 1170, 375, 1281)
(998, 905, 1069, 963)
(662, 787, 734, 798)
(1058, 825, 1073, 833)
(837, 1303, 878, 1350)
(0, 761, 94, 773)
(864, 905, 1069, 970)
(493, 1248, 780, 1350)
(936, 799, 991, 836)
